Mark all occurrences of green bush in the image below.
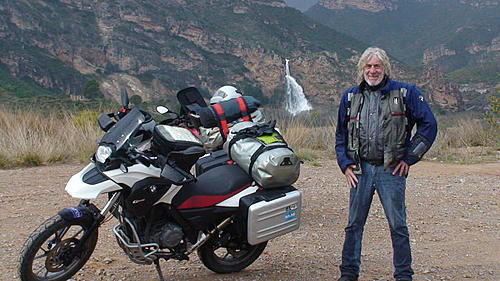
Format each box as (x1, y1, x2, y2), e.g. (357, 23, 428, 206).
(20, 153, 43, 167)
(72, 110, 100, 128)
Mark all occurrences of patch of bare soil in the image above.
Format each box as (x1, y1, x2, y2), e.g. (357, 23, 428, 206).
(1, 161, 499, 281)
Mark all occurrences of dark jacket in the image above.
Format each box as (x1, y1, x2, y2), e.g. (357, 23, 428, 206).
(335, 78, 438, 173)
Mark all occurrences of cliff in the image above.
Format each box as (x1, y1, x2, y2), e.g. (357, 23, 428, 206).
(0, 0, 463, 110)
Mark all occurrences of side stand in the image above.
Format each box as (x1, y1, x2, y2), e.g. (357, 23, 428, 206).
(153, 259, 165, 281)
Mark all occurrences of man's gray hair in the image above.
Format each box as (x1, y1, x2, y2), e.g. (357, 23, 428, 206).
(356, 47, 391, 84)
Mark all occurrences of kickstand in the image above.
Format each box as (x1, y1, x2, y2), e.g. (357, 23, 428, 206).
(153, 259, 165, 281)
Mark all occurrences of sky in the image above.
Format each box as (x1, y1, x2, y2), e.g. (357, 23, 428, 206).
(283, 0, 318, 12)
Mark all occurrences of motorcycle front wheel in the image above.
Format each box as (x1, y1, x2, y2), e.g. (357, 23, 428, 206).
(197, 238, 267, 274)
(18, 214, 98, 281)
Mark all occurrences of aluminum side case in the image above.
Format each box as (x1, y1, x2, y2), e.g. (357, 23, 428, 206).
(241, 186, 302, 245)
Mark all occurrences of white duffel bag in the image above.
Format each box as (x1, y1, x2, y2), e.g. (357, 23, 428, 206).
(223, 121, 300, 188)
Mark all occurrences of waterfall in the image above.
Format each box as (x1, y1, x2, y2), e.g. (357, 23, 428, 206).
(284, 59, 312, 115)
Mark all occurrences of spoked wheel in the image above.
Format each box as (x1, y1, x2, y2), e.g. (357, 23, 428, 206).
(197, 234, 267, 274)
(18, 215, 98, 281)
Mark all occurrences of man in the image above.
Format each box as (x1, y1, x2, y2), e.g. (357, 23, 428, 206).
(335, 47, 437, 281)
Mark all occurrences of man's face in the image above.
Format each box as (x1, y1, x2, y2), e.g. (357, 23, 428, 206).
(363, 56, 385, 86)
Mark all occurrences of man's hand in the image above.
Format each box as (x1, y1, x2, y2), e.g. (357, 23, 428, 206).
(392, 160, 409, 177)
(344, 165, 359, 188)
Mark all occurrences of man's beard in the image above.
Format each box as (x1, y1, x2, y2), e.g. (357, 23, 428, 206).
(365, 75, 384, 86)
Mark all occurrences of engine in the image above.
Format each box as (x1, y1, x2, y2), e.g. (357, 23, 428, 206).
(149, 221, 184, 249)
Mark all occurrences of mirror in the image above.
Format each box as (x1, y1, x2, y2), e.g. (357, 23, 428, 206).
(120, 88, 129, 109)
(156, 106, 169, 114)
(98, 113, 115, 132)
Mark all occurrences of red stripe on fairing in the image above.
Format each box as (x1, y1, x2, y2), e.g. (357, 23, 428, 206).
(391, 113, 406, 117)
(177, 183, 252, 209)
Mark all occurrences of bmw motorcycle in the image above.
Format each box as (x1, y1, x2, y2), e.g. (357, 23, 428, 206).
(18, 89, 302, 281)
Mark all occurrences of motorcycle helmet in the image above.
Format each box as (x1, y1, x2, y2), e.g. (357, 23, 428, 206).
(210, 85, 242, 104)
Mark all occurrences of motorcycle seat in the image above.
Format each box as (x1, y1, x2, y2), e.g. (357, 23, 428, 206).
(172, 164, 253, 209)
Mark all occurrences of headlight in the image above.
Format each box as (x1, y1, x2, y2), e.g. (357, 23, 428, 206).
(95, 145, 113, 163)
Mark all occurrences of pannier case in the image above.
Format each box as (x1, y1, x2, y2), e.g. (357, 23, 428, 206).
(239, 186, 302, 245)
(224, 121, 300, 188)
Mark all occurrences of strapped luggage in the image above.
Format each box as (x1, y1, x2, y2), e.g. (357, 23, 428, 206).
(197, 96, 261, 130)
(223, 121, 300, 188)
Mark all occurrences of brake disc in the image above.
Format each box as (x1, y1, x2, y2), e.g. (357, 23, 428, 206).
(45, 238, 79, 272)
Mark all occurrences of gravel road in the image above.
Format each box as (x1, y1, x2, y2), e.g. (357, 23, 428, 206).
(1, 160, 499, 281)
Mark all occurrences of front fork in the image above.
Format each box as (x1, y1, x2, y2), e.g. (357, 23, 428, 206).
(58, 192, 121, 255)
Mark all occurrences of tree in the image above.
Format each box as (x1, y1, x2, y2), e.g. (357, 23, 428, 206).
(130, 95, 143, 106)
(83, 80, 103, 100)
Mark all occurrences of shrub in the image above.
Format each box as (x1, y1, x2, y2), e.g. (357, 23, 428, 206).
(20, 153, 43, 167)
(72, 110, 100, 128)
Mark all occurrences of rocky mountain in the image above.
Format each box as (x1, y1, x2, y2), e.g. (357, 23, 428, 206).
(0, 0, 462, 110)
(307, 0, 499, 77)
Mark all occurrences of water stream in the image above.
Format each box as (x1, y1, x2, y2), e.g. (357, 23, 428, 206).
(284, 59, 312, 115)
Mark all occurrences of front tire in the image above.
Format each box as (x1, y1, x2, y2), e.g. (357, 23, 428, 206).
(197, 237, 267, 274)
(18, 214, 98, 281)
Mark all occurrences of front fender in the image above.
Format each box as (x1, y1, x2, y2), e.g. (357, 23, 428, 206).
(58, 205, 96, 229)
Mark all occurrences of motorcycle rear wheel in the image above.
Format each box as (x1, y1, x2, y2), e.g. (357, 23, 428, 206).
(18, 214, 98, 281)
(197, 238, 267, 274)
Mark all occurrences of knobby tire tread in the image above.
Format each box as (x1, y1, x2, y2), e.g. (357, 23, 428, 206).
(197, 241, 267, 274)
(18, 214, 98, 281)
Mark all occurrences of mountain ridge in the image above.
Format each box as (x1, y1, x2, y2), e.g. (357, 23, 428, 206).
(0, 0, 463, 110)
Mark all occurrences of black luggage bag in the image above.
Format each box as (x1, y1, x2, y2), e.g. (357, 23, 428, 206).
(195, 150, 233, 176)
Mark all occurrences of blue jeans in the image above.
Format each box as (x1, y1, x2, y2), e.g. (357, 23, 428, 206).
(339, 162, 414, 280)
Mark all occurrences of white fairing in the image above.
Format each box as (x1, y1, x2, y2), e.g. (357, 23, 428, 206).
(155, 185, 183, 205)
(103, 164, 161, 187)
(215, 185, 259, 207)
(66, 163, 118, 199)
(65, 163, 161, 199)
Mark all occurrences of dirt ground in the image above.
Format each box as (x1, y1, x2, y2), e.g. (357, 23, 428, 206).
(1, 160, 499, 281)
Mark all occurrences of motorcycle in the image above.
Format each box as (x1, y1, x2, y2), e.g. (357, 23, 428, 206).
(18, 88, 302, 281)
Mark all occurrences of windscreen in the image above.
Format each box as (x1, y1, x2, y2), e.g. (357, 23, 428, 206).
(99, 108, 146, 151)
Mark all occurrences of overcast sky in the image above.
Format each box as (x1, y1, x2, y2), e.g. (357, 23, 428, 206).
(283, 0, 318, 12)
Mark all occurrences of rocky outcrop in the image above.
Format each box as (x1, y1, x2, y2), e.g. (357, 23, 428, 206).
(415, 67, 463, 111)
(423, 45, 457, 64)
(318, 0, 498, 11)
(318, 0, 396, 12)
(466, 36, 500, 54)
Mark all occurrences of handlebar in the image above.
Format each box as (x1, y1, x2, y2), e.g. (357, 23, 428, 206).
(127, 147, 157, 167)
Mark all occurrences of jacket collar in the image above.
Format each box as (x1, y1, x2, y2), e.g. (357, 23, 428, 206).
(358, 76, 394, 95)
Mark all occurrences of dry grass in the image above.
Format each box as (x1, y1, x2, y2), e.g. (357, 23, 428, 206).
(0, 107, 103, 168)
(427, 118, 499, 163)
(272, 110, 499, 163)
(0, 106, 497, 168)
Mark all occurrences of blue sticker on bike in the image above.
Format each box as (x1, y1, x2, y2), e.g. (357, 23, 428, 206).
(68, 207, 83, 219)
(284, 210, 296, 221)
